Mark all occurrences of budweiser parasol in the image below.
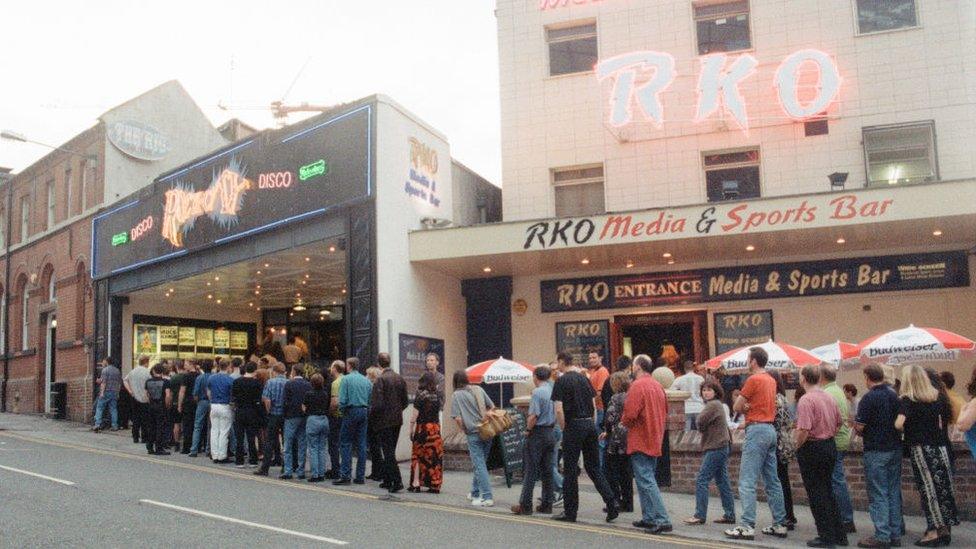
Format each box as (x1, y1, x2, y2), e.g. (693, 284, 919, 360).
(465, 357, 535, 384)
(853, 325, 975, 365)
(705, 340, 822, 372)
(811, 341, 860, 369)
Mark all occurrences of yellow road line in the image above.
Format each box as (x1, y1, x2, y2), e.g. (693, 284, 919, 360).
(0, 431, 751, 548)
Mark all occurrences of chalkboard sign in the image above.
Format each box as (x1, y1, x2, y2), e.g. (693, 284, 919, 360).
(556, 320, 610, 366)
(499, 408, 527, 488)
(713, 310, 774, 355)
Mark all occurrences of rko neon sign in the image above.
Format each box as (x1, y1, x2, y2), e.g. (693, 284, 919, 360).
(596, 49, 841, 130)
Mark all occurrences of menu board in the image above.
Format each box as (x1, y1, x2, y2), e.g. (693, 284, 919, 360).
(178, 327, 197, 358)
(196, 328, 214, 357)
(159, 325, 179, 359)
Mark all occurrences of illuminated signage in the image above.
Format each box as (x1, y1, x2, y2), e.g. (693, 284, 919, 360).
(539, 0, 607, 10)
(596, 49, 841, 130)
(112, 232, 128, 246)
(107, 120, 170, 161)
(405, 137, 441, 208)
(92, 104, 371, 279)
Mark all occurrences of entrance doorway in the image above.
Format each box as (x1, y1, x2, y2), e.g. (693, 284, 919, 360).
(614, 311, 708, 370)
(44, 315, 57, 414)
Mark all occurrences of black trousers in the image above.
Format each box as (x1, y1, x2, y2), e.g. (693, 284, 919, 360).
(797, 439, 845, 544)
(367, 424, 382, 475)
(260, 414, 284, 472)
(562, 419, 617, 519)
(145, 405, 168, 452)
(777, 458, 797, 522)
(328, 415, 343, 472)
(606, 452, 634, 511)
(180, 402, 197, 452)
(519, 427, 555, 508)
(234, 407, 262, 465)
(131, 401, 149, 442)
(377, 425, 403, 490)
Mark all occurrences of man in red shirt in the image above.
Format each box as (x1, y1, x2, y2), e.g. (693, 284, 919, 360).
(725, 347, 788, 541)
(794, 365, 846, 548)
(622, 354, 672, 535)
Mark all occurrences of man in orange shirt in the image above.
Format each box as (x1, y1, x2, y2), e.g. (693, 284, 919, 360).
(724, 347, 788, 541)
(586, 351, 610, 470)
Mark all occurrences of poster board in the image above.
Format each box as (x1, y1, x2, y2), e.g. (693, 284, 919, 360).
(134, 324, 159, 363)
(713, 310, 774, 355)
(178, 327, 197, 358)
(398, 333, 444, 397)
(499, 408, 527, 488)
(195, 328, 214, 357)
(213, 329, 231, 356)
(159, 325, 179, 359)
(555, 320, 610, 366)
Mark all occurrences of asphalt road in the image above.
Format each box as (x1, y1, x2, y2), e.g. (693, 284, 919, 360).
(0, 431, 724, 549)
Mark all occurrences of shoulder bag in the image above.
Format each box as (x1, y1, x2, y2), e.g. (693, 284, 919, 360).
(471, 386, 513, 440)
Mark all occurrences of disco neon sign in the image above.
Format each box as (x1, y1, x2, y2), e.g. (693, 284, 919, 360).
(596, 49, 842, 130)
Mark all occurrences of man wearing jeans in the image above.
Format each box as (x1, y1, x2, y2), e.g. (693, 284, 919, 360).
(188, 360, 212, 457)
(725, 347, 788, 541)
(281, 365, 311, 479)
(255, 362, 288, 476)
(93, 357, 122, 431)
(854, 363, 903, 548)
(622, 354, 671, 534)
(335, 360, 371, 485)
(822, 365, 855, 533)
(511, 366, 556, 515)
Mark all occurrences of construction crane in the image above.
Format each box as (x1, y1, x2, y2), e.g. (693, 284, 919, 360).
(218, 56, 338, 126)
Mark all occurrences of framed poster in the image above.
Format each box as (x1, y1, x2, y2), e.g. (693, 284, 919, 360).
(195, 328, 214, 357)
(230, 331, 248, 351)
(555, 320, 610, 367)
(213, 329, 230, 355)
(159, 325, 179, 359)
(178, 326, 197, 358)
(713, 310, 774, 355)
(398, 333, 444, 397)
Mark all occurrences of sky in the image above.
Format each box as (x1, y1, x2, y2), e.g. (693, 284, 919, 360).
(0, 0, 501, 183)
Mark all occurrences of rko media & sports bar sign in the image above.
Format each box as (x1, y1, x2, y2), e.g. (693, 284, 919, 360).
(92, 105, 371, 278)
(541, 252, 970, 313)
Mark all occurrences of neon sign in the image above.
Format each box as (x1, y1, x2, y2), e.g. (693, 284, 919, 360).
(596, 48, 841, 130)
(111, 232, 128, 246)
(161, 157, 251, 247)
(130, 215, 154, 242)
(258, 171, 294, 188)
(539, 0, 607, 10)
(299, 160, 328, 181)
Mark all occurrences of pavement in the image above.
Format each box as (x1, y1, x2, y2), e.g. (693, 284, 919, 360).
(1, 413, 973, 548)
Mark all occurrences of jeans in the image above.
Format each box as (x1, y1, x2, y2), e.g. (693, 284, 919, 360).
(306, 415, 329, 479)
(738, 423, 786, 528)
(283, 417, 307, 476)
(378, 425, 403, 490)
(562, 419, 616, 518)
(209, 403, 234, 460)
(328, 415, 343, 472)
(694, 445, 735, 521)
(94, 391, 119, 429)
(595, 409, 606, 470)
(466, 433, 493, 500)
(966, 428, 976, 460)
(190, 400, 210, 454)
(798, 439, 845, 544)
(685, 413, 699, 432)
(260, 414, 284, 472)
(552, 426, 564, 493)
(831, 450, 854, 524)
(339, 407, 368, 481)
(631, 452, 671, 526)
(864, 449, 903, 543)
(519, 427, 555, 508)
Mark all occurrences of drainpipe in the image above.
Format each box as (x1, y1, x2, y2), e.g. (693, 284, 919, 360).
(1, 168, 12, 412)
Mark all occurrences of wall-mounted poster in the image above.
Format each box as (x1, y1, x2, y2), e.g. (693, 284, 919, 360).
(556, 320, 610, 367)
(713, 310, 774, 355)
(159, 325, 179, 359)
(398, 333, 445, 397)
(213, 329, 230, 356)
(230, 331, 248, 351)
(134, 325, 159, 361)
(178, 326, 196, 358)
(195, 328, 214, 357)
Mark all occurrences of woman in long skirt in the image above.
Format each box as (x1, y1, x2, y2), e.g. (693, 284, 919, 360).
(408, 372, 444, 493)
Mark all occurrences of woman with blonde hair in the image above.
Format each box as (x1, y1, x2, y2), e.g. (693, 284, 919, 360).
(895, 364, 958, 546)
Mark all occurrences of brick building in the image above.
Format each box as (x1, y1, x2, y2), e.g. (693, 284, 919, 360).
(0, 81, 229, 421)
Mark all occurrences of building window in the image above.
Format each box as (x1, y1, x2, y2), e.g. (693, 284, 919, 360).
(21, 286, 29, 350)
(547, 22, 598, 76)
(47, 273, 56, 302)
(695, 1, 751, 55)
(64, 168, 72, 218)
(864, 121, 937, 187)
(553, 165, 605, 217)
(46, 179, 55, 229)
(704, 148, 761, 202)
(855, 0, 918, 35)
(20, 197, 29, 243)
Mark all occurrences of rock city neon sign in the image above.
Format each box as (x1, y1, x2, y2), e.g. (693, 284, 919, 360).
(162, 157, 252, 247)
(596, 49, 841, 130)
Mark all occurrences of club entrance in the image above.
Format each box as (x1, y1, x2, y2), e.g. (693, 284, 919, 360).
(614, 310, 708, 368)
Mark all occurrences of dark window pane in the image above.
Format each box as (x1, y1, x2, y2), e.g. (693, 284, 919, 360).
(555, 182, 605, 217)
(549, 36, 598, 75)
(804, 119, 829, 136)
(706, 166, 761, 202)
(547, 24, 596, 41)
(694, 1, 749, 19)
(857, 0, 917, 34)
(696, 13, 750, 54)
(703, 150, 759, 167)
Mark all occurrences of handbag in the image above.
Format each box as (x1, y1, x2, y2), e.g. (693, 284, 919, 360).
(471, 386, 513, 440)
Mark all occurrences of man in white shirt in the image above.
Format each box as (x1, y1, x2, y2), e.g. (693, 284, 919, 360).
(671, 361, 704, 431)
(123, 355, 152, 444)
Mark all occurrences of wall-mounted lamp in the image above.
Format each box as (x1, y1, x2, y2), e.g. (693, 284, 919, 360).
(828, 172, 849, 190)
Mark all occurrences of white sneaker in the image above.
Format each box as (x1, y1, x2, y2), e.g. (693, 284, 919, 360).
(472, 498, 494, 507)
(761, 524, 788, 538)
(553, 493, 564, 508)
(725, 525, 755, 540)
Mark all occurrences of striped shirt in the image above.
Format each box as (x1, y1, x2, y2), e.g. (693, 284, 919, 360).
(262, 375, 288, 415)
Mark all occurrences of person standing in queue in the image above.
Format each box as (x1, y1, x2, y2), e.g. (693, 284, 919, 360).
(207, 359, 236, 463)
(326, 360, 345, 479)
(622, 354, 671, 534)
(369, 352, 409, 494)
(684, 380, 735, 527)
(450, 370, 496, 507)
(551, 351, 618, 524)
(124, 355, 152, 444)
(93, 357, 122, 432)
(425, 352, 445, 405)
(724, 347, 788, 541)
(255, 362, 288, 476)
(821, 365, 855, 534)
(144, 364, 171, 456)
(231, 362, 265, 468)
(794, 365, 846, 548)
(303, 373, 331, 483)
(335, 357, 371, 485)
(188, 359, 212, 458)
(585, 351, 611, 471)
(408, 371, 444, 494)
(511, 365, 557, 515)
(281, 364, 312, 479)
(602, 371, 633, 514)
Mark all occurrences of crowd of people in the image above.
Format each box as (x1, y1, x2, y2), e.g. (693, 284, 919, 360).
(92, 343, 976, 548)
